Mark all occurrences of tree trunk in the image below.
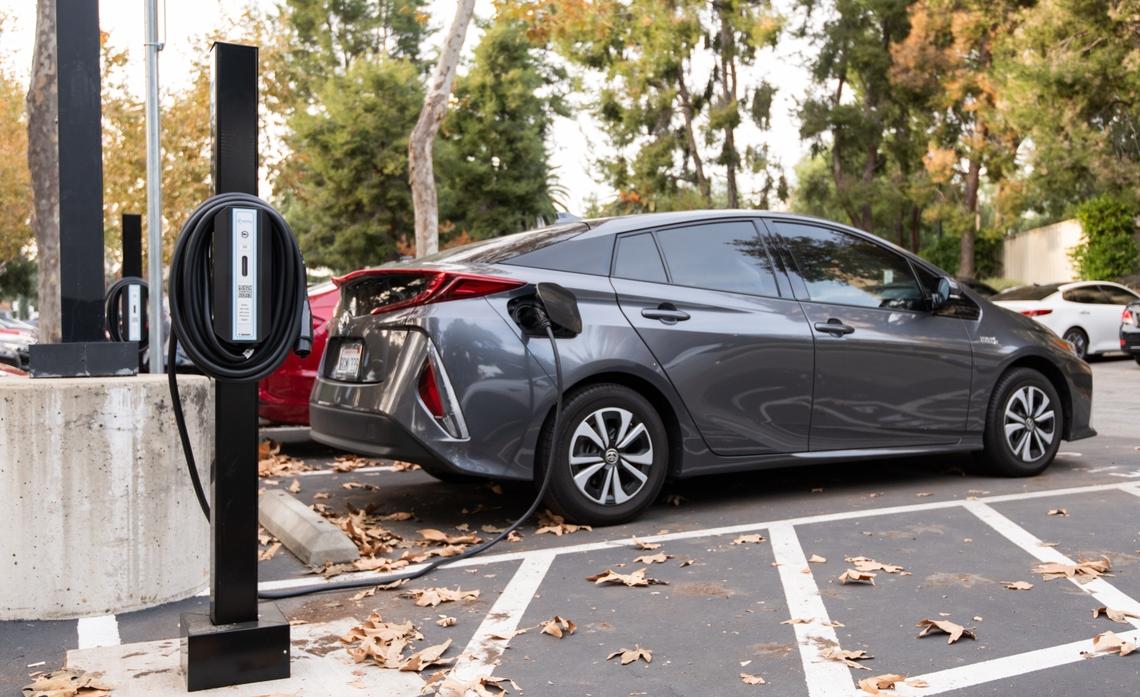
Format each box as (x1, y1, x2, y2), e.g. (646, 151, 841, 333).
(909, 204, 921, 252)
(27, 0, 59, 342)
(960, 120, 986, 279)
(409, 0, 476, 258)
(676, 71, 709, 202)
(717, 3, 739, 208)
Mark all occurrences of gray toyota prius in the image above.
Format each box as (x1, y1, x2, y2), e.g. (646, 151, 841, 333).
(310, 211, 1094, 525)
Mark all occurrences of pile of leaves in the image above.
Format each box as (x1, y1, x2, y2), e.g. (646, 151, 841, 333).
(258, 439, 313, 477)
(536, 510, 592, 536)
(1033, 556, 1111, 583)
(340, 612, 453, 673)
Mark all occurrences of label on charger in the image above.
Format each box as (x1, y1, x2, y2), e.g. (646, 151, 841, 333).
(231, 207, 258, 342)
(127, 284, 142, 342)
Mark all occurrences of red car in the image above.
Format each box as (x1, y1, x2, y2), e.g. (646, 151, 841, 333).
(258, 282, 339, 425)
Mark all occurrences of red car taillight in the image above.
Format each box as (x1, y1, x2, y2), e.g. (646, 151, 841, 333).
(418, 360, 445, 419)
(1124, 308, 1134, 324)
(333, 269, 525, 316)
(1020, 309, 1053, 317)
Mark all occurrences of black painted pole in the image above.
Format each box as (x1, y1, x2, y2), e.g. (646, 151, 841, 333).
(121, 214, 142, 279)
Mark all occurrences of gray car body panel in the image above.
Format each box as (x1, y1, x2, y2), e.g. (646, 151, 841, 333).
(310, 210, 1095, 482)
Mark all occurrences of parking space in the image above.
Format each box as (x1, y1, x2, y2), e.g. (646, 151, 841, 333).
(5, 358, 1140, 696)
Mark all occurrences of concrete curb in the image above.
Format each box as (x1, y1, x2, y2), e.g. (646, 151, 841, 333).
(259, 489, 359, 567)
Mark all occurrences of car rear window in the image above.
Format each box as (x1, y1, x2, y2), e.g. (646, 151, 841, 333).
(417, 222, 590, 266)
(993, 284, 1061, 301)
(506, 233, 614, 276)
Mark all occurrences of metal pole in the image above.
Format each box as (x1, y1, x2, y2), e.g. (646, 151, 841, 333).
(144, 0, 164, 373)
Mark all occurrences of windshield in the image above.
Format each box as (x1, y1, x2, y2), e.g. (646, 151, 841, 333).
(993, 283, 1062, 301)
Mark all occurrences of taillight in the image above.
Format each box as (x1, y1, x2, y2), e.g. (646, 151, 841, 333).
(333, 269, 524, 316)
(1020, 309, 1053, 317)
(1124, 308, 1134, 324)
(418, 360, 445, 419)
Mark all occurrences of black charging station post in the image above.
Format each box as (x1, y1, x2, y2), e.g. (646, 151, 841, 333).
(178, 42, 291, 692)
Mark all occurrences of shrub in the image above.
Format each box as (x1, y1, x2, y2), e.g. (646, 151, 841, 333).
(1070, 195, 1139, 280)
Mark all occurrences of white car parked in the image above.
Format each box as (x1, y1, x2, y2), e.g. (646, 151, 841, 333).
(992, 281, 1140, 359)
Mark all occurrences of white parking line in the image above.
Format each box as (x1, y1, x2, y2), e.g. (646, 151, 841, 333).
(885, 628, 1140, 697)
(76, 614, 120, 649)
(448, 552, 556, 683)
(255, 481, 1140, 594)
(768, 523, 854, 697)
(293, 465, 401, 477)
(963, 501, 1140, 625)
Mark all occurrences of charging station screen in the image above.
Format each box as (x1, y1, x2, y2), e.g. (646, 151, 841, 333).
(232, 208, 258, 342)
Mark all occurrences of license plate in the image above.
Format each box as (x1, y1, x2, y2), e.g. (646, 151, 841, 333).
(333, 342, 363, 380)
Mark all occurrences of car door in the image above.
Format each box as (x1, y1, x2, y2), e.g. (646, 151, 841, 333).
(609, 220, 814, 456)
(1061, 285, 1117, 353)
(1095, 285, 1140, 353)
(767, 219, 974, 451)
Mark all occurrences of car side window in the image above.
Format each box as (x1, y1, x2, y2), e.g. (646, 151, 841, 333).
(613, 233, 667, 283)
(772, 221, 925, 310)
(1062, 286, 1104, 304)
(653, 221, 780, 297)
(1098, 285, 1139, 305)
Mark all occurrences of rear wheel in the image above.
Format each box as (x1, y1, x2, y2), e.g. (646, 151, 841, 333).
(539, 383, 668, 526)
(979, 368, 1062, 477)
(1062, 327, 1089, 360)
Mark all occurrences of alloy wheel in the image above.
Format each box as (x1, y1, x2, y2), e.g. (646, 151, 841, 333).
(567, 407, 654, 506)
(1003, 385, 1056, 463)
(1063, 330, 1087, 359)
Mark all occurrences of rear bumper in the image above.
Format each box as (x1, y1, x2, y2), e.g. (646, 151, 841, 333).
(311, 402, 441, 464)
(1121, 326, 1140, 356)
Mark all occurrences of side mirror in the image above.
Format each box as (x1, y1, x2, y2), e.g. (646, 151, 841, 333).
(536, 282, 582, 336)
(931, 277, 962, 311)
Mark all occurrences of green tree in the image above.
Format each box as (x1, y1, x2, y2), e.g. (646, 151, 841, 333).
(1070, 194, 1139, 280)
(0, 27, 31, 268)
(437, 18, 567, 241)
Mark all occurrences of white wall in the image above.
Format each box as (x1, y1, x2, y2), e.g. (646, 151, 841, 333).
(1002, 219, 1083, 284)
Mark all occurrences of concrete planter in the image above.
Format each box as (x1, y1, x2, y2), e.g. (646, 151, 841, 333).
(0, 375, 212, 620)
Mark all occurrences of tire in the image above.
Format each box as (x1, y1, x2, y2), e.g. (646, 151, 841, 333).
(539, 383, 669, 526)
(979, 368, 1063, 477)
(1062, 327, 1089, 360)
(1134, 356, 1140, 367)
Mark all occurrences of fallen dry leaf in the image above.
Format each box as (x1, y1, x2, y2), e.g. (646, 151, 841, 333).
(905, 678, 929, 688)
(1033, 556, 1110, 583)
(1092, 607, 1140, 624)
(839, 569, 876, 585)
(740, 672, 766, 685)
(313, 491, 330, 500)
(22, 669, 112, 697)
(1091, 630, 1137, 656)
(419, 529, 481, 546)
(915, 492, 933, 497)
(540, 615, 577, 638)
(820, 647, 873, 670)
(732, 534, 766, 545)
(631, 537, 661, 550)
(258, 542, 282, 561)
(781, 617, 812, 625)
(377, 511, 414, 521)
(399, 639, 453, 672)
(1002, 581, 1034, 591)
(808, 554, 827, 564)
(340, 612, 423, 668)
(1047, 508, 1068, 517)
(536, 510, 592, 536)
(404, 587, 480, 607)
(391, 460, 420, 472)
(633, 552, 673, 564)
(679, 559, 696, 567)
(607, 645, 652, 665)
(858, 673, 906, 695)
(586, 568, 668, 588)
(845, 555, 906, 574)
(287, 478, 302, 494)
(916, 618, 976, 644)
(435, 616, 456, 627)
(434, 675, 515, 697)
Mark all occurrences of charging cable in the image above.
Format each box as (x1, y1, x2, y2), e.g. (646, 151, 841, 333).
(259, 320, 564, 600)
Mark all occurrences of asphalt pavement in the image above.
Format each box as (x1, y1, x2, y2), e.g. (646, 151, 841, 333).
(3, 356, 1139, 696)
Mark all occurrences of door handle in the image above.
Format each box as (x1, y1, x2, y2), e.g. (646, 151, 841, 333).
(814, 319, 855, 336)
(642, 304, 690, 323)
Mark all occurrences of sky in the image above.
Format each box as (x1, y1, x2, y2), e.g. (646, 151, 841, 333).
(0, 0, 812, 214)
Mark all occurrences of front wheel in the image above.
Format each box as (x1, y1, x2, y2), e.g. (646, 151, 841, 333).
(979, 368, 1062, 477)
(539, 383, 668, 526)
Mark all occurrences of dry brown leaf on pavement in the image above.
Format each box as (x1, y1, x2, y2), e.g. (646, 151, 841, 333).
(341, 612, 423, 668)
(288, 478, 301, 494)
(1033, 556, 1110, 582)
(845, 555, 906, 574)
(586, 567, 668, 587)
(434, 675, 516, 697)
(740, 672, 766, 685)
(633, 552, 673, 564)
(399, 639, 454, 672)
(607, 645, 653, 665)
(858, 673, 906, 695)
(839, 569, 877, 585)
(1090, 630, 1137, 656)
(916, 618, 976, 644)
(1002, 581, 1034, 590)
(22, 668, 112, 697)
(536, 510, 592, 536)
(436, 615, 456, 627)
(541, 615, 577, 638)
(905, 678, 929, 688)
(377, 511, 414, 521)
(631, 536, 661, 550)
(404, 587, 480, 607)
(419, 528, 481, 545)
(258, 542, 282, 561)
(819, 647, 873, 670)
(732, 534, 766, 545)
(808, 554, 827, 563)
(1092, 607, 1140, 624)
(781, 617, 812, 625)
(1047, 507, 1068, 517)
